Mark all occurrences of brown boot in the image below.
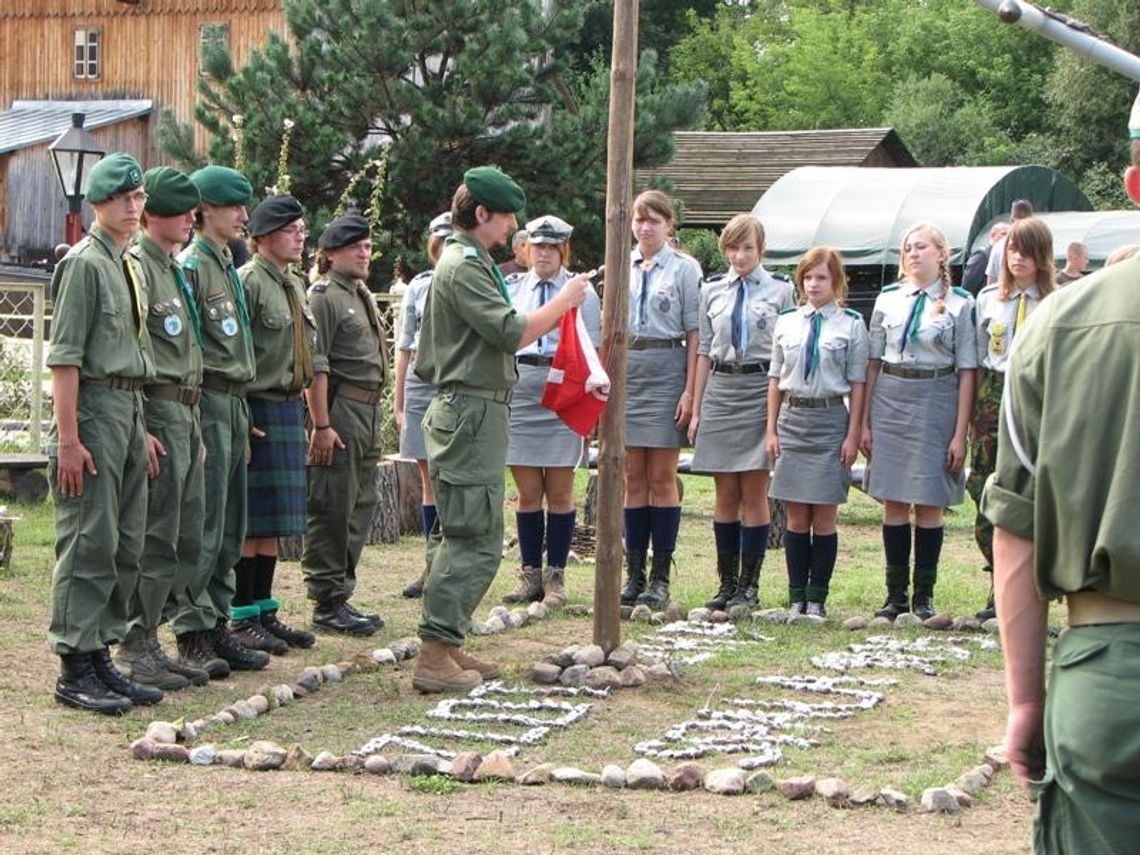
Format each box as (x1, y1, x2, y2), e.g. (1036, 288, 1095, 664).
(412, 640, 481, 694)
(502, 564, 543, 604)
(541, 566, 566, 609)
(449, 646, 502, 680)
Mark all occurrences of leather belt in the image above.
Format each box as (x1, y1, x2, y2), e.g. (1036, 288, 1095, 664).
(517, 354, 554, 367)
(441, 384, 512, 404)
(629, 337, 683, 351)
(201, 373, 248, 398)
(336, 381, 384, 406)
(786, 395, 845, 409)
(83, 376, 146, 392)
(248, 389, 303, 403)
(712, 361, 769, 375)
(1067, 591, 1140, 626)
(146, 383, 201, 407)
(881, 363, 956, 380)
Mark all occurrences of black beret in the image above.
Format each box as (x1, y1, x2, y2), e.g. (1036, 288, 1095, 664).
(463, 165, 526, 213)
(143, 166, 199, 216)
(86, 152, 143, 204)
(318, 214, 371, 250)
(248, 194, 305, 237)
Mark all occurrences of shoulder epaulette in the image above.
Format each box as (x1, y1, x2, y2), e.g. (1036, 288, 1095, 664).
(880, 284, 900, 293)
(778, 306, 798, 315)
(504, 271, 525, 285)
(309, 282, 328, 294)
(952, 286, 971, 299)
(977, 282, 997, 295)
(705, 271, 729, 284)
(180, 252, 199, 271)
(462, 246, 479, 259)
(844, 307, 863, 319)
(410, 270, 432, 284)
(772, 272, 792, 282)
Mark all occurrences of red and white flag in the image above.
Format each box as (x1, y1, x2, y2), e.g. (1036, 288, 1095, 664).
(540, 307, 609, 436)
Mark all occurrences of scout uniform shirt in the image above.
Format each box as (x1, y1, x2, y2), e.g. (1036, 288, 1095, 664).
(628, 243, 701, 340)
(974, 282, 1043, 373)
(982, 258, 1140, 602)
(397, 269, 432, 354)
(308, 269, 387, 388)
(508, 269, 602, 355)
(241, 255, 317, 394)
(178, 235, 256, 384)
(770, 302, 870, 397)
(415, 233, 525, 391)
(48, 224, 155, 383)
(698, 266, 795, 364)
(868, 280, 978, 370)
(130, 234, 202, 388)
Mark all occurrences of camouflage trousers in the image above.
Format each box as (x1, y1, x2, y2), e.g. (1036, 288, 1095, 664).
(966, 368, 1002, 571)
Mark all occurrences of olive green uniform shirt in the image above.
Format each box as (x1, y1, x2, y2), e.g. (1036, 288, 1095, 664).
(241, 255, 317, 394)
(414, 234, 525, 390)
(178, 235, 255, 384)
(308, 270, 387, 387)
(981, 257, 1140, 603)
(47, 224, 154, 380)
(130, 234, 203, 387)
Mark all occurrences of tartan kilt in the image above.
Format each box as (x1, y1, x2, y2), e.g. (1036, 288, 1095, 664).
(246, 396, 307, 537)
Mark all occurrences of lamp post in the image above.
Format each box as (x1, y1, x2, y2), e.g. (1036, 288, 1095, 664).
(48, 113, 105, 245)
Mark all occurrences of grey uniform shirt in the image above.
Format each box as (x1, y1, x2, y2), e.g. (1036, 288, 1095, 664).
(397, 269, 432, 353)
(628, 244, 701, 339)
(984, 235, 1008, 281)
(508, 269, 602, 356)
(868, 281, 978, 370)
(770, 302, 869, 397)
(698, 266, 795, 362)
(974, 282, 1043, 372)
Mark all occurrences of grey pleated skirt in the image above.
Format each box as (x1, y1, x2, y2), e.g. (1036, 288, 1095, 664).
(866, 370, 965, 506)
(507, 363, 584, 467)
(770, 402, 851, 504)
(690, 371, 771, 472)
(399, 368, 435, 461)
(626, 347, 687, 448)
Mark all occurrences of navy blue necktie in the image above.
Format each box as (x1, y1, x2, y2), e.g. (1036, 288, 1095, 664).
(803, 311, 822, 380)
(638, 265, 654, 328)
(536, 279, 551, 351)
(730, 279, 746, 357)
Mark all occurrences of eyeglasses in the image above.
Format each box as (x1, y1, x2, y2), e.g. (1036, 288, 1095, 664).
(117, 190, 148, 205)
(280, 226, 308, 238)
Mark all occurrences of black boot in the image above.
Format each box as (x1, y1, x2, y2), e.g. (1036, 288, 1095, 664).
(873, 564, 910, 619)
(261, 610, 316, 649)
(343, 600, 383, 628)
(230, 617, 289, 655)
(92, 647, 164, 706)
(402, 570, 427, 599)
(912, 590, 936, 621)
(727, 554, 761, 610)
(620, 551, 647, 607)
(312, 598, 377, 636)
(209, 622, 270, 670)
(976, 572, 996, 620)
(176, 630, 230, 680)
(636, 552, 672, 611)
(705, 552, 739, 611)
(55, 653, 133, 715)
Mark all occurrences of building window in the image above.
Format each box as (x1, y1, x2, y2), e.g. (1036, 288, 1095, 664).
(199, 23, 230, 75)
(73, 29, 100, 80)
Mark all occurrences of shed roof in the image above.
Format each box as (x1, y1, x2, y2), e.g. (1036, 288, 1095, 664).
(754, 165, 1092, 272)
(638, 128, 917, 228)
(969, 210, 1140, 267)
(0, 100, 153, 155)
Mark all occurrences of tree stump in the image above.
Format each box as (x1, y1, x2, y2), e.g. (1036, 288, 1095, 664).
(0, 516, 13, 573)
(767, 499, 786, 549)
(368, 460, 401, 544)
(0, 461, 49, 504)
(384, 454, 424, 534)
(278, 534, 303, 562)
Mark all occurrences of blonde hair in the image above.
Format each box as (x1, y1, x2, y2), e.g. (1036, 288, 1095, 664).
(1000, 217, 1055, 300)
(794, 246, 849, 305)
(1106, 243, 1140, 266)
(898, 222, 952, 307)
(523, 241, 571, 268)
(718, 213, 765, 256)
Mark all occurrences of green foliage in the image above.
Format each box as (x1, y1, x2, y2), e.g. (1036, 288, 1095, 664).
(407, 774, 460, 795)
(677, 227, 724, 276)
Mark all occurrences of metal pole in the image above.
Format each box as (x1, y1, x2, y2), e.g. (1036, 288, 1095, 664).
(973, 0, 1140, 83)
(593, 0, 638, 654)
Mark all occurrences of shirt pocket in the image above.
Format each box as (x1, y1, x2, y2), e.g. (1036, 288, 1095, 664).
(820, 335, 847, 367)
(259, 311, 292, 332)
(651, 285, 675, 317)
(985, 320, 1009, 360)
(930, 314, 956, 350)
(204, 290, 239, 339)
(751, 300, 777, 332)
(147, 298, 186, 341)
(707, 292, 731, 319)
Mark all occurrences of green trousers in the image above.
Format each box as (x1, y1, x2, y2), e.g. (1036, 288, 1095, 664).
(1032, 623, 1140, 854)
(419, 390, 508, 647)
(132, 397, 204, 633)
(302, 395, 382, 603)
(48, 387, 148, 654)
(170, 388, 248, 634)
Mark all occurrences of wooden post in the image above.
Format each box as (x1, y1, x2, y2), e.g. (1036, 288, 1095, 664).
(593, 0, 639, 654)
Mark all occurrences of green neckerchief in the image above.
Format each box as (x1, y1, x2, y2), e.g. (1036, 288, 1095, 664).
(192, 235, 253, 349)
(447, 233, 510, 302)
(171, 264, 204, 347)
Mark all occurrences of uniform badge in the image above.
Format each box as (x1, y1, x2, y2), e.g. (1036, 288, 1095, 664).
(208, 306, 220, 320)
(755, 317, 767, 330)
(221, 317, 239, 337)
(164, 314, 183, 336)
(657, 297, 671, 313)
(989, 322, 1006, 355)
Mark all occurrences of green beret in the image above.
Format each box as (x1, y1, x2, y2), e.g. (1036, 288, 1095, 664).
(143, 166, 199, 216)
(189, 164, 253, 206)
(463, 165, 526, 213)
(248, 195, 304, 237)
(318, 214, 370, 250)
(85, 152, 143, 204)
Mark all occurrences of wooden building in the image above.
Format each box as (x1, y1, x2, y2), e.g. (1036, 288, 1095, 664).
(0, 0, 285, 259)
(638, 128, 918, 229)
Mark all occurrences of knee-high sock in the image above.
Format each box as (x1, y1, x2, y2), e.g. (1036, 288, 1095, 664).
(516, 509, 545, 567)
(230, 556, 259, 620)
(783, 530, 811, 600)
(807, 532, 838, 602)
(913, 526, 944, 592)
(740, 524, 769, 567)
(713, 520, 741, 558)
(253, 553, 276, 605)
(882, 523, 911, 589)
(546, 510, 576, 568)
(421, 504, 438, 541)
(624, 506, 651, 555)
(650, 506, 682, 555)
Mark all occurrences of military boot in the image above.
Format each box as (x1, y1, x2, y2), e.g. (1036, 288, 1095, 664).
(805, 585, 829, 620)
(873, 565, 910, 619)
(975, 574, 996, 621)
(620, 551, 647, 607)
(176, 630, 230, 680)
(312, 598, 377, 636)
(115, 626, 190, 691)
(503, 565, 543, 604)
(92, 647, 164, 706)
(705, 552, 739, 611)
(147, 629, 209, 687)
(912, 590, 936, 621)
(402, 570, 427, 599)
(210, 622, 270, 671)
(55, 653, 132, 715)
(261, 610, 316, 649)
(449, 646, 502, 680)
(788, 586, 807, 616)
(636, 552, 672, 611)
(231, 617, 289, 655)
(541, 566, 566, 609)
(343, 600, 383, 628)
(727, 554, 761, 610)
(412, 639, 482, 694)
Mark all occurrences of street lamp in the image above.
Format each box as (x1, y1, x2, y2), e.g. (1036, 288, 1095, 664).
(48, 113, 105, 245)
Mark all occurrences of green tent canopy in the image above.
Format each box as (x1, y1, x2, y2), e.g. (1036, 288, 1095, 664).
(969, 210, 1140, 268)
(753, 165, 1091, 276)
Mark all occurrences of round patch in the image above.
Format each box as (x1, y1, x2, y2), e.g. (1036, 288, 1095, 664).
(163, 314, 183, 336)
(755, 317, 767, 331)
(221, 316, 239, 337)
(657, 298, 671, 313)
